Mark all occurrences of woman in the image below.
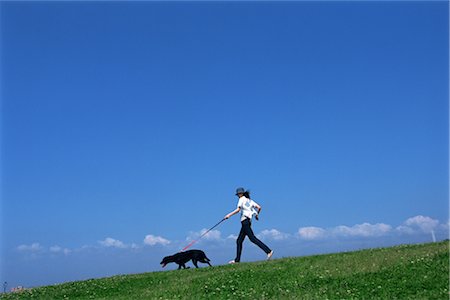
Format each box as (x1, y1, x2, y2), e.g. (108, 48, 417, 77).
(224, 187, 274, 263)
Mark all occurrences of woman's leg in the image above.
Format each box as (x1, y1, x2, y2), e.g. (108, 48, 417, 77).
(243, 220, 271, 254)
(234, 223, 247, 262)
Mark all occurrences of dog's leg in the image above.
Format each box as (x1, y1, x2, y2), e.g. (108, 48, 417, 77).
(177, 264, 182, 270)
(200, 259, 212, 267)
(192, 259, 199, 268)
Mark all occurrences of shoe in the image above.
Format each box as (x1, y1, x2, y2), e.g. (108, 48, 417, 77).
(228, 260, 236, 264)
(267, 250, 274, 260)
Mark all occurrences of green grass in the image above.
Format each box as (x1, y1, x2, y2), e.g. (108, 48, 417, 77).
(2, 241, 448, 299)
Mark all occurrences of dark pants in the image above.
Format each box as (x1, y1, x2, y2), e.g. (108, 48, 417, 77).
(235, 218, 271, 262)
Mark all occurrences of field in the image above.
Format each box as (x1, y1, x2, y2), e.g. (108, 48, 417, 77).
(2, 240, 448, 299)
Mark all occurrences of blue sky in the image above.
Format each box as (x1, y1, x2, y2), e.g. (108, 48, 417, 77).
(1, 1, 448, 289)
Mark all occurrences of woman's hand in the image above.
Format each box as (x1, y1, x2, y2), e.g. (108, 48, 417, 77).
(224, 214, 230, 219)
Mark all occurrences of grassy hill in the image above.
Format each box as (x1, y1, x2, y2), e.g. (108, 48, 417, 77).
(2, 240, 448, 299)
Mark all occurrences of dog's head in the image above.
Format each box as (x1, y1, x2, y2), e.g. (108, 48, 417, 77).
(160, 255, 173, 268)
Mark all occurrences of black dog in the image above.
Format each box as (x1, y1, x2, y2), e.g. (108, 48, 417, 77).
(160, 250, 212, 270)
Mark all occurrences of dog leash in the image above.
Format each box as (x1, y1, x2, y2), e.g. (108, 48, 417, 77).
(181, 218, 226, 251)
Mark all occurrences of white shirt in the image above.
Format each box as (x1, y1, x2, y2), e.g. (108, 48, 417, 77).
(237, 196, 259, 221)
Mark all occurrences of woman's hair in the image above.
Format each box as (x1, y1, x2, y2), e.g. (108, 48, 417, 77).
(243, 190, 251, 199)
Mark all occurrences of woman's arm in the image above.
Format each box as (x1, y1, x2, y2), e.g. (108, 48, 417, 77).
(253, 203, 262, 214)
(253, 203, 261, 220)
(224, 207, 241, 219)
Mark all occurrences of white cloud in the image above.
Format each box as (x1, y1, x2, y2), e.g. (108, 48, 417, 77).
(187, 229, 222, 242)
(332, 223, 392, 237)
(297, 222, 392, 240)
(143, 235, 171, 246)
(50, 245, 71, 255)
(50, 245, 62, 252)
(296, 216, 444, 241)
(98, 237, 127, 249)
(201, 229, 221, 241)
(395, 225, 415, 235)
(16, 215, 446, 257)
(439, 220, 450, 231)
(257, 229, 290, 241)
(298, 227, 326, 240)
(17, 243, 42, 252)
(397, 215, 439, 233)
(130, 243, 140, 249)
